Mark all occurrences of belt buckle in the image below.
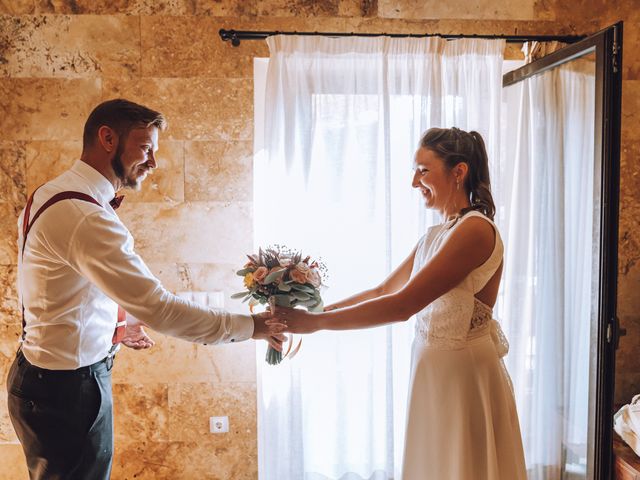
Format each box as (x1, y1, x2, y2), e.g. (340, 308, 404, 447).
(105, 354, 114, 371)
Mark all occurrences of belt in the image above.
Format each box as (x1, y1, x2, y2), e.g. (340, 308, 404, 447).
(16, 346, 117, 374)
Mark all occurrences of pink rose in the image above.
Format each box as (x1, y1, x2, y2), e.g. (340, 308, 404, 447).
(295, 262, 310, 274)
(253, 266, 268, 283)
(279, 258, 292, 267)
(290, 268, 308, 284)
(307, 268, 321, 288)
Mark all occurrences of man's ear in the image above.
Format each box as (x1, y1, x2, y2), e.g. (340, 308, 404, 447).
(97, 126, 118, 153)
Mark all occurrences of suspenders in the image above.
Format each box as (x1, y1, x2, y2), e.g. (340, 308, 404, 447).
(20, 188, 126, 351)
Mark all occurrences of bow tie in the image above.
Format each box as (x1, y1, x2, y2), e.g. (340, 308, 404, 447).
(110, 195, 125, 210)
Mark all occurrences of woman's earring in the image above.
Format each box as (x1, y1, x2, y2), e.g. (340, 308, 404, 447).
(456, 181, 460, 191)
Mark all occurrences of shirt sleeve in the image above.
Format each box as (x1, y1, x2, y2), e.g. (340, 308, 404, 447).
(64, 209, 254, 344)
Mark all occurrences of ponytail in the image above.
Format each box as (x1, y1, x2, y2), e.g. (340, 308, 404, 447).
(463, 131, 495, 221)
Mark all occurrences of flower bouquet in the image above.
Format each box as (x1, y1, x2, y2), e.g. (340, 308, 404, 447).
(232, 245, 326, 365)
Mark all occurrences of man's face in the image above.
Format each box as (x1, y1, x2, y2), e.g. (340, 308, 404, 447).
(111, 126, 159, 190)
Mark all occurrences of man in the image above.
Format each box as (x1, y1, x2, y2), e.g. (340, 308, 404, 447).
(6, 99, 285, 479)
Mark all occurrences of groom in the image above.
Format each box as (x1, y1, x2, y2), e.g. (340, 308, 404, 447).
(7, 98, 285, 480)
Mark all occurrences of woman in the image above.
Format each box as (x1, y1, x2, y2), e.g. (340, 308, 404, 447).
(277, 127, 527, 479)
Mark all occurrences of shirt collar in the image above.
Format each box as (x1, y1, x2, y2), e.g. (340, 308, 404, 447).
(71, 160, 116, 206)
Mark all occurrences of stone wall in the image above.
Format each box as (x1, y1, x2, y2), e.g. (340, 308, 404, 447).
(0, 1, 637, 478)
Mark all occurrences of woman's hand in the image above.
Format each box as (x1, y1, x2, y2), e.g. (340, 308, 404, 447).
(267, 333, 288, 352)
(270, 307, 321, 334)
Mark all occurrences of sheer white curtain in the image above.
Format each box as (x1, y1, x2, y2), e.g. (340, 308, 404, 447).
(254, 35, 504, 480)
(498, 58, 595, 479)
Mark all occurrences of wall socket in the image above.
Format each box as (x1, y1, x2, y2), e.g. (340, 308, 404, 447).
(209, 416, 229, 434)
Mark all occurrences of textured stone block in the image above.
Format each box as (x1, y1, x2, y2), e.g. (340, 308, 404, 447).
(110, 382, 257, 479)
(618, 138, 640, 276)
(0, 444, 28, 479)
(195, 0, 258, 16)
(0, 202, 20, 266)
(113, 383, 169, 443)
(621, 22, 640, 80)
(0, 78, 101, 141)
(102, 78, 253, 141)
(168, 382, 256, 442)
(0, 388, 18, 443)
(185, 141, 252, 202)
(24, 141, 79, 195)
(0, 0, 35, 14)
(112, 333, 256, 385)
(378, 0, 552, 20)
(141, 261, 256, 317)
(0, 265, 19, 325)
(0, 143, 76, 269)
(338, 0, 371, 17)
(0, 323, 20, 385)
(257, 0, 339, 17)
(111, 438, 257, 479)
(616, 372, 640, 408)
(0, 0, 196, 14)
(0, 142, 26, 206)
(144, 262, 242, 294)
(141, 15, 268, 79)
(116, 201, 252, 264)
(0, 15, 140, 78)
(621, 81, 640, 142)
(616, 314, 640, 374)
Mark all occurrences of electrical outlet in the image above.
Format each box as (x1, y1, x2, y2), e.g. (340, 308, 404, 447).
(209, 416, 229, 434)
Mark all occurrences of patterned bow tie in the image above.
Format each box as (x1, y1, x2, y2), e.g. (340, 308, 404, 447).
(110, 195, 125, 210)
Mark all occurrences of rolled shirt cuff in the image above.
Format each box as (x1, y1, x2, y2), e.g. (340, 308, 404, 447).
(228, 313, 254, 343)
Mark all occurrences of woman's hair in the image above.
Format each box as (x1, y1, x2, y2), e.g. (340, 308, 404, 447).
(418, 127, 496, 221)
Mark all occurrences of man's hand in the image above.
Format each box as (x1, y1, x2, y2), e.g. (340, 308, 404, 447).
(251, 311, 287, 351)
(121, 324, 155, 350)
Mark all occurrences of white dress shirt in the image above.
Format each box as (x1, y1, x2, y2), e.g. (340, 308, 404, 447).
(17, 160, 254, 370)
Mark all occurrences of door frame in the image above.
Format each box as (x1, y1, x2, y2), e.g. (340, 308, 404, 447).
(502, 22, 623, 480)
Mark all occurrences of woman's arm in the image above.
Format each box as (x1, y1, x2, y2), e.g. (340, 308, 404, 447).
(324, 244, 419, 310)
(280, 217, 496, 333)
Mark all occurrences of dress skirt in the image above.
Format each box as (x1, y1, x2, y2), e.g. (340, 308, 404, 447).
(401, 330, 527, 480)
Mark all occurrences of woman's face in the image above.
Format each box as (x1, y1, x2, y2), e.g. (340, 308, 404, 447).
(412, 147, 456, 212)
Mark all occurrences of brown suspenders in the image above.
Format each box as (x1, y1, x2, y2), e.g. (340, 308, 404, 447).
(20, 189, 102, 340)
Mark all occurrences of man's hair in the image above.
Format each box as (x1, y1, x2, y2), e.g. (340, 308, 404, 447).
(82, 98, 167, 150)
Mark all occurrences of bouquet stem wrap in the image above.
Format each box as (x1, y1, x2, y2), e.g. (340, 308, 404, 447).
(265, 296, 282, 365)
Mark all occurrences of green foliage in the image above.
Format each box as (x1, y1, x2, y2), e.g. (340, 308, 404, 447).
(263, 268, 286, 284)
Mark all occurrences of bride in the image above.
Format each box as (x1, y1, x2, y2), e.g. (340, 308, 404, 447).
(276, 127, 527, 479)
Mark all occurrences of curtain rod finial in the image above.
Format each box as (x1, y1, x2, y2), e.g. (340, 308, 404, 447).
(219, 29, 241, 47)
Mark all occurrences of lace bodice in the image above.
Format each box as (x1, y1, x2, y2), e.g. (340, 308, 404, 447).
(411, 211, 506, 350)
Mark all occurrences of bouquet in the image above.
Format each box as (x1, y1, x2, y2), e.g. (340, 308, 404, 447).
(232, 245, 326, 365)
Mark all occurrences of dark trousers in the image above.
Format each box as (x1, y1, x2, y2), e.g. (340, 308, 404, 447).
(6, 349, 114, 480)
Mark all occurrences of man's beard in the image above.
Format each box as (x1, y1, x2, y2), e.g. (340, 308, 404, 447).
(111, 145, 141, 190)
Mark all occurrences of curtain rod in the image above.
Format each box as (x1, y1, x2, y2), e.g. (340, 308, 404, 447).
(219, 29, 586, 47)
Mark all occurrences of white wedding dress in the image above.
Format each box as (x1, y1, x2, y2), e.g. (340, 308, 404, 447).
(402, 210, 527, 479)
